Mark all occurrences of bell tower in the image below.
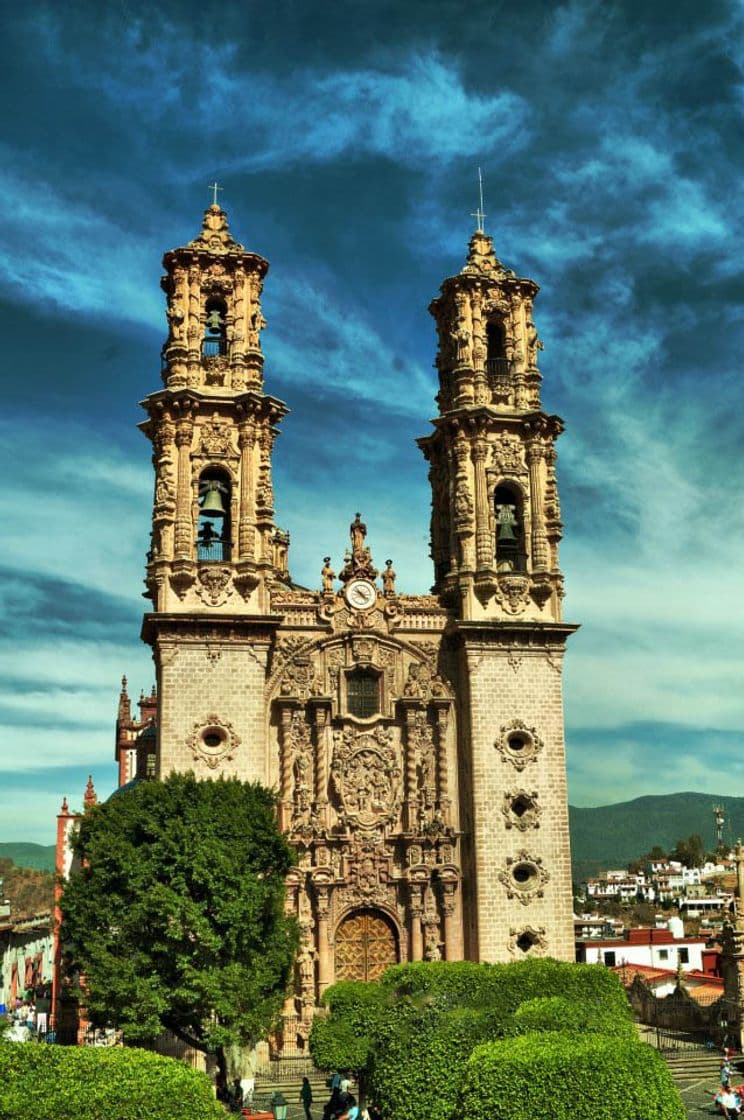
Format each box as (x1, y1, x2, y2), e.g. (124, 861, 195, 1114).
(140, 202, 290, 780)
(419, 225, 577, 962)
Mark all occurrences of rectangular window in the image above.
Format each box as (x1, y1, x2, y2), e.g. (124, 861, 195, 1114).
(347, 671, 380, 719)
(658, 949, 669, 961)
(679, 948, 689, 964)
(603, 951, 616, 966)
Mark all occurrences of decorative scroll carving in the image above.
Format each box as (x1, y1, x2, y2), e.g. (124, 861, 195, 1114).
(495, 720, 544, 771)
(331, 724, 401, 831)
(200, 413, 233, 456)
(342, 836, 391, 905)
(408, 712, 437, 831)
(187, 713, 240, 769)
(280, 656, 323, 700)
(498, 850, 549, 905)
(196, 566, 233, 606)
(508, 925, 548, 956)
(492, 433, 526, 475)
(403, 659, 448, 701)
(494, 574, 531, 615)
(501, 790, 541, 831)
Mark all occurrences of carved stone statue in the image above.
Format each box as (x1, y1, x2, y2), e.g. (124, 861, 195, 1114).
(382, 559, 396, 597)
(350, 512, 367, 553)
(321, 557, 335, 593)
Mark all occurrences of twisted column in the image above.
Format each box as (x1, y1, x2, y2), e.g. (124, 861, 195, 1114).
(173, 419, 194, 559)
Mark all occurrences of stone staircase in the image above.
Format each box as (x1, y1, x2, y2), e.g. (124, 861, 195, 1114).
(252, 1072, 341, 1120)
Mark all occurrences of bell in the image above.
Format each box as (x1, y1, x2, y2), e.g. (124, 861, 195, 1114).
(496, 504, 518, 541)
(206, 308, 224, 332)
(200, 484, 226, 517)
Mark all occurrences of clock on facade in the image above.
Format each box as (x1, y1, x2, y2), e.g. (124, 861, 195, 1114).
(344, 579, 377, 611)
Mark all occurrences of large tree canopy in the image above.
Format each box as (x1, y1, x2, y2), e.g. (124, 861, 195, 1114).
(60, 773, 298, 1062)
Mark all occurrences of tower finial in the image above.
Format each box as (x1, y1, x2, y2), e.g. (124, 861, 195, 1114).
(208, 181, 224, 208)
(470, 167, 486, 233)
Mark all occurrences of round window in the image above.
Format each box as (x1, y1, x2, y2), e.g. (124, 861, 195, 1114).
(202, 727, 227, 751)
(512, 862, 537, 886)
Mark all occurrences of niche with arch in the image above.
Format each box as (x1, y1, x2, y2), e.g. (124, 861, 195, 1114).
(202, 296, 227, 358)
(494, 483, 526, 572)
(197, 466, 232, 561)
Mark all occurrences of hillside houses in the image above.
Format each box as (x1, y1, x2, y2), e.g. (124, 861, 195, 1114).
(582, 858, 731, 908)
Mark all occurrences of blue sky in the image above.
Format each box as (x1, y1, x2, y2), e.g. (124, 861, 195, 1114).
(2, 0, 743, 843)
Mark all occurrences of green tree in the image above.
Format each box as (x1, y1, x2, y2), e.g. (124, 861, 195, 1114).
(670, 833, 705, 868)
(59, 773, 298, 1086)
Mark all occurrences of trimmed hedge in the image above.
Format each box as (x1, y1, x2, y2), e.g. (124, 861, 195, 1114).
(0, 1042, 225, 1120)
(369, 1005, 510, 1120)
(459, 1034, 686, 1120)
(310, 981, 388, 1073)
(513, 994, 636, 1039)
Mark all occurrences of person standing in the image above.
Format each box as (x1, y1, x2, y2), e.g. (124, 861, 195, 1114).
(300, 1076, 313, 1120)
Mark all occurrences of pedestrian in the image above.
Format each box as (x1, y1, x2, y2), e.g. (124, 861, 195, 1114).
(301, 1076, 313, 1120)
(722, 1056, 733, 1089)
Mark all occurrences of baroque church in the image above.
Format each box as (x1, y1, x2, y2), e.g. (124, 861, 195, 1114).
(108, 200, 577, 1049)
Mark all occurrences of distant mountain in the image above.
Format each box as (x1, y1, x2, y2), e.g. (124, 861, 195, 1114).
(0, 843, 56, 873)
(569, 792, 744, 884)
(1, 793, 739, 886)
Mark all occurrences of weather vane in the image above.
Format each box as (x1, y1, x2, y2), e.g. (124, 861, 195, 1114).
(208, 181, 224, 207)
(470, 167, 486, 232)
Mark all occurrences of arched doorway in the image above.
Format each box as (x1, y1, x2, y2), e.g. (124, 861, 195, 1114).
(335, 908, 399, 982)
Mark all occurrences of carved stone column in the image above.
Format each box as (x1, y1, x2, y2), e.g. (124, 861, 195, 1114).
(237, 420, 256, 561)
(173, 419, 194, 560)
(276, 698, 301, 831)
(399, 699, 424, 831)
(440, 877, 462, 961)
(308, 699, 331, 827)
(314, 885, 333, 996)
(472, 439, 490, 569)
(431, 699, 451, 823)
(527, 443, 549, 571)
(408, 880, 425, 961)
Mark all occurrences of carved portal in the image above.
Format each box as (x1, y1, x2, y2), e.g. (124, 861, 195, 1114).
(334, 908, 399, 982)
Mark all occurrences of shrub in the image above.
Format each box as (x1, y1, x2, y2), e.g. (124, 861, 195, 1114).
(0, 1042, 225, 1120)
(310, 981, 387, 1074)
(513, 994, 636, 1039)
(459, 1034, 686, 1120)
(369, 1004, 510, 1120)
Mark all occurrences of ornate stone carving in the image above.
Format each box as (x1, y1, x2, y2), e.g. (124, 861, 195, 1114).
(331, 724, 401, 831)
(200, 413, 232, 456)
(187, 713, 240, 769)
(501, 790, 541, 831)
(492, 433, 526, 475)
(403, 659, 448, 701)
(498, 850, 549, 905)
(196, 566, 233, 607)
(344, 836, 391, 905)
(494, 574, 531, 615)
(339, 512, 379, 582)
(280, 656, 323, 701)
(495, 720, 544, 771)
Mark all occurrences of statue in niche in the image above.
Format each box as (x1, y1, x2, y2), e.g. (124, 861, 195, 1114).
(166, 301, 185, 342)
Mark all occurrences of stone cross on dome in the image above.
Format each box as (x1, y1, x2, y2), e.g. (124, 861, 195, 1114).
(208, 181, 224, 207)
(470, 167, 486, 232)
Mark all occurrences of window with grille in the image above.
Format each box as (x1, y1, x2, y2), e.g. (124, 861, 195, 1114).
(346, 669, 380, 719)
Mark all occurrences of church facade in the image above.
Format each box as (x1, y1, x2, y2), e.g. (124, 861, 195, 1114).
(119, 202, 577, 1048)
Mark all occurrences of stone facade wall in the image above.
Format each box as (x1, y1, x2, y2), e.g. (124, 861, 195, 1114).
(156, 633, 272, 783)
(461, 635, 574, 962)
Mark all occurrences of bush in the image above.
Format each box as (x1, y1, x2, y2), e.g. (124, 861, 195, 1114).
(363, 960, 636, 1120)
(369, 1004, 510, 1120)
(459, 1034, 686, 1120)
(0, 1042, 225, 1120)
(513, 994, 636, 1039)
(310, 981, 388, 1073)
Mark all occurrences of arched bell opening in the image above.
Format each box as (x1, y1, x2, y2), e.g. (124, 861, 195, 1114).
(494, 483, 526, 572)
(485, 320, 508, 376)
(202, 296, 227, 358)
(197, 467, 232, 561)
(334, 908, 400, 982)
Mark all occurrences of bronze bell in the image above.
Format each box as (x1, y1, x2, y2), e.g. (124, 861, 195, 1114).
(200, 484, 226, 517)
(496, 504, 518, 540)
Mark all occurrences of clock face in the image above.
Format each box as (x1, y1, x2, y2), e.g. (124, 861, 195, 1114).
(345, 579, 377, 610)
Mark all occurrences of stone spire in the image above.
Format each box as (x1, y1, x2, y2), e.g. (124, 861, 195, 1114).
(186, 203, 246, 255)
(83, 775, 97, 809)
(117, 675, 131, 724)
